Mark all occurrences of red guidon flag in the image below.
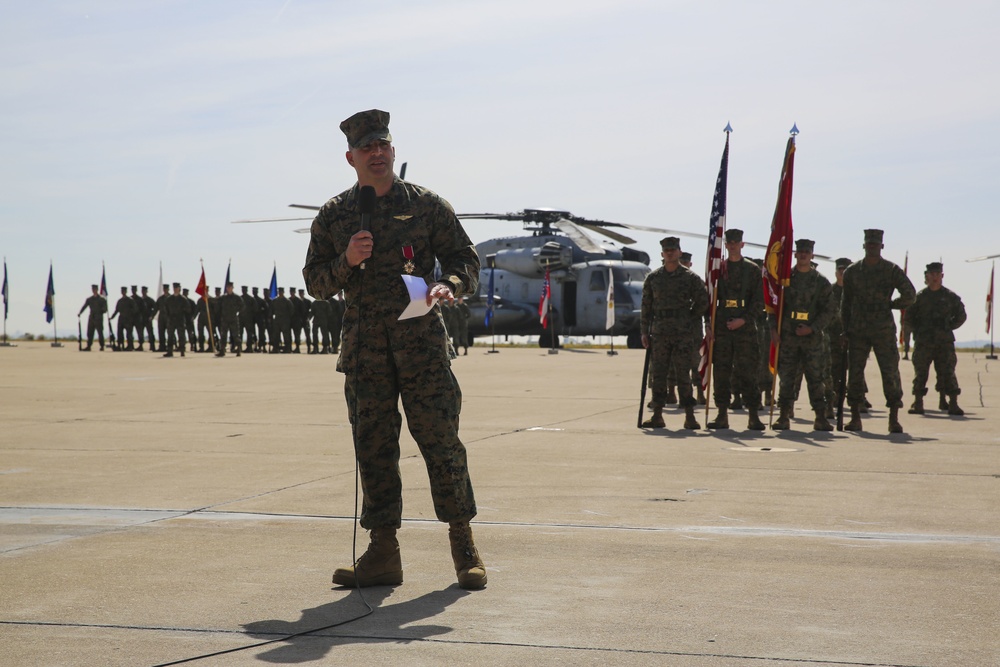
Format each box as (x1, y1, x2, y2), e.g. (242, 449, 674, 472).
(762, 136, 796, 373)
(195, 267, 207, 298)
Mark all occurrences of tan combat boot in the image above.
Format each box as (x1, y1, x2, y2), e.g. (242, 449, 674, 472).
(812, 408, 833, 431)
(683, 404, 700, 430)
(641, 408, 665, 429)
(707, 406, 729, 429)
(772, 405, 792, 430)
(331, 528, 403, 588)
(938, 392, 949, 411)
(888, 407, 903, 434)
(747, 406, 765, 431)
(947, 395, 964, 416)
(449, 522, 487, 590)
(908, 397, 924, 415)
(844, 404, 863, 431)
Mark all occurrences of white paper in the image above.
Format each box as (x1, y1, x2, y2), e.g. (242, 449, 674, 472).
(398, 275, 435, 320)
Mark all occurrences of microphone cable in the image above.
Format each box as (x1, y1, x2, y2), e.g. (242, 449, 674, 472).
(152, 205, 377, 667)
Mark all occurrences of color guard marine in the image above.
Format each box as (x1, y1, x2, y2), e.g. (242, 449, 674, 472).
(904, 262, 967, 416)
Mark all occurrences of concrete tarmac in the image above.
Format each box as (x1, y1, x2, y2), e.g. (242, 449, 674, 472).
(1, 341, 997, 666)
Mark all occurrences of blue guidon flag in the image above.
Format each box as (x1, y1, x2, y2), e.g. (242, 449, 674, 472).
(43, 263, 55, 323)
(484, 265, 495, 327)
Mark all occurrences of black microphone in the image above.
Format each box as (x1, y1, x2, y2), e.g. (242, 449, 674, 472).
(358, 185, 376, 269)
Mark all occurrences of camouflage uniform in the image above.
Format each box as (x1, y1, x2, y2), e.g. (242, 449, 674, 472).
(710, 257, 764, 409)
(311, 297, 332, 353)
(452, 299, 471, 353)
(78, 288, 107, 350)
(163, 285, 189, 356)
(130, 287, 147, 350)
(906, 280, 966, 400)
(303, 177, 480, 530)
(841, 248, 915, 410)
(641, 261, 709, 410)
(111, 288, 136, 350)
(270, 290, 293, 353)
(772, 263, 836, 413)
(241, 287, 256, 352)
(217, 289, 242, 356)
(141, 288, 157, 351)
(154, 287, 170, 351)
(329, 294, 345, 353)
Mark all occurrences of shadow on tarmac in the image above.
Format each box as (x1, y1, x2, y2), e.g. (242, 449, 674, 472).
(242, 585, 469, 663)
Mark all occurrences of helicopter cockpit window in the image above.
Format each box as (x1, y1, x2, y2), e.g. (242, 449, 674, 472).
(589, 271, 607, 292)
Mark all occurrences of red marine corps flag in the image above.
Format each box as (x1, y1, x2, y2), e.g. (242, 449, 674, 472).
(762, 130, 797, 374)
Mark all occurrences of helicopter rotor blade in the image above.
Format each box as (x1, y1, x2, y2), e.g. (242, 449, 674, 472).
(577, 222, 636, 245)
(966, 253, 1000, 262)
(289, 204, 321, 211)
(231, 217, 314, 224)
(553, 219, 605, 254)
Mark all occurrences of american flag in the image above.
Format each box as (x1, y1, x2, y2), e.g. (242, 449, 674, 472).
(538, 266, 551, 328)
(697, 133, 730, 389)
(99, 264, 108, 298)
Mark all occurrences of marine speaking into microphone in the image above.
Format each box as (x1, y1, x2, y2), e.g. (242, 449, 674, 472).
(302, 109, 487, 590)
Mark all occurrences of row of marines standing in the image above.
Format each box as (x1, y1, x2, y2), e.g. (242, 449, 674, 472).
(641, 228, 967, 434)
(78, 283, 346, 356)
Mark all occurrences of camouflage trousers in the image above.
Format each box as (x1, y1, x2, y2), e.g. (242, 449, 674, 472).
(847, 330, 903, 408)
(911, 340, 960, 397)
(776, 333, 827, 410)
(344, 356, 477, 530)
(711, 326, 761, 409)
(649, 333, 697, 408)
(218, 318, 241, 352)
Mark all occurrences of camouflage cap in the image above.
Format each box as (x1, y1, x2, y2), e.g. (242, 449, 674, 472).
(340, 109, 392, 148)
(795, 238, 815, 252)
(131, 285, 137, 290)
(835, 257, 852, 269)
(172, 282, 181, 288)
(925, 261, 943, 273)
(863, 228, 884, 244)
(659, 236, 681, 250)
(91, 284, 98, 289)
(120, 286, 128, 292)
(724, 228, 744, 242)
(680, 251, 692, 262)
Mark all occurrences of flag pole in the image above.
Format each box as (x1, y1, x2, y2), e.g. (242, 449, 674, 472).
(1, 256, 11, 347)
(702, 123, 731, 424)
(989, 260, 997, 360)
(704, 299, 718, 424)
(768, 288, 785, 425)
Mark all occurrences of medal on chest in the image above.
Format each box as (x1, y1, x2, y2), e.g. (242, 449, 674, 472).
(402, 246, 415, 274)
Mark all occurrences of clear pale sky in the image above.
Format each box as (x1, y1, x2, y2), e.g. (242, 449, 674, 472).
(2, 1, 997, 342)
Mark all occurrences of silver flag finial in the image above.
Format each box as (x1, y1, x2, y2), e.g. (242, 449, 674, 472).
(790, 123, 800, 136)
(724, 122, 733, 133)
